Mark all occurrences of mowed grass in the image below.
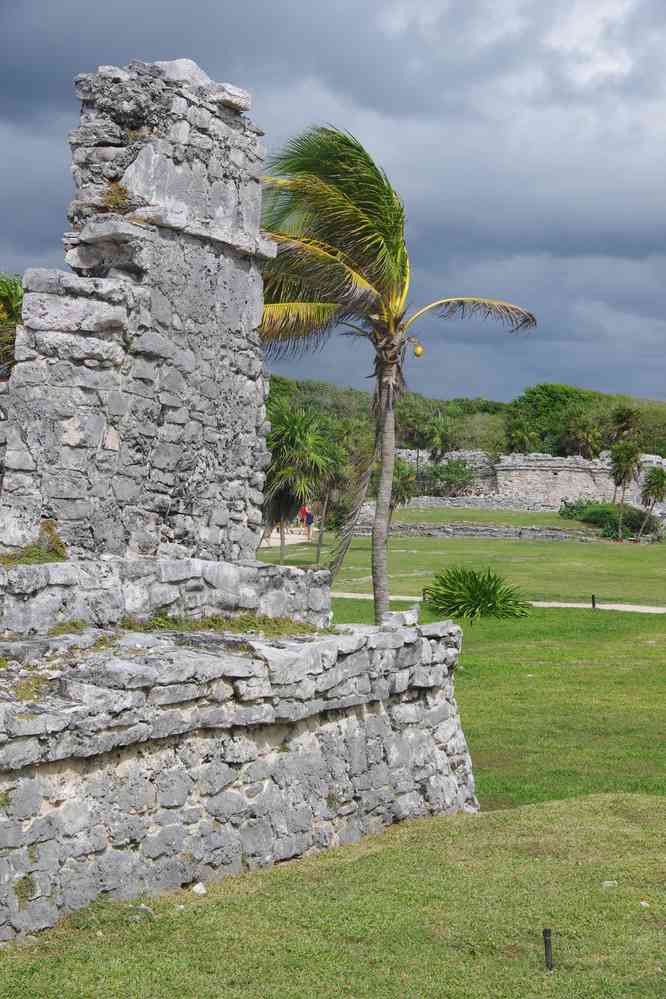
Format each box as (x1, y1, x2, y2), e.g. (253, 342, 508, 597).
(394, 505, 594, 531)
(260, 535, 666, 605)
(2, 794, 664, 998)
(332, 601, 666, 810)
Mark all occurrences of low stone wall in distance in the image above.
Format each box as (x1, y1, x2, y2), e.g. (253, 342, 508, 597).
(0, 558, 331, 636)
(0, 612, 476, 939)
(354, 522, 599, 543)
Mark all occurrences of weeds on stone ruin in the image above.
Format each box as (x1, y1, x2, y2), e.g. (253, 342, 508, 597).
(13, 675, 54, 702)
(48, 620, 88, 637)
(14, 874, 35, 910)
(102, 181, 131, 213)
(0, 520, 67, 568)
(119, 611, 323, 639)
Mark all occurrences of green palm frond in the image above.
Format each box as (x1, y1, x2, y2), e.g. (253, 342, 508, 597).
(267, 232, 382, 305)
(263, 127, 408, 301)
(404, 297, 537, 333)
(260, 301, 343, 356)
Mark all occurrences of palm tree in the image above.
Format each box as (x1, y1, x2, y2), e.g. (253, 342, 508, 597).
(259, 127, 536, 622)
(0, 273, 23, 376)
(638, 466, 666, 538)
(263, 398, 336, 563)
(425, 411, 457, 464)
(610, 440, 642, 541)
(314, 433, 347, 565)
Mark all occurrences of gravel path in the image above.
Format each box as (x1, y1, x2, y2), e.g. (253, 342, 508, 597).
(331, 592, 666, 614)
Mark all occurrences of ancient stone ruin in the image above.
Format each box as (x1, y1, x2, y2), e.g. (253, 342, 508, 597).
(396, 448, 666, 511)
(0, 60, 477, 940)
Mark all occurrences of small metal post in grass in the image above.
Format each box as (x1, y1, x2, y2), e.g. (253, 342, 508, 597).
(543, 928, 554, 971)
(592, 593, 596, 609)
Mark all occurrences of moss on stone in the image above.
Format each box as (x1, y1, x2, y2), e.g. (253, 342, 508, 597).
(48, 620, 88, 637)
(14, 676, 53, 702)
(0, 789, 12, 810)
(119, 612, 323, 639)
(14, 874, 35, 910)
(102, 181, 130, 212)
(0, 520, 67, 568)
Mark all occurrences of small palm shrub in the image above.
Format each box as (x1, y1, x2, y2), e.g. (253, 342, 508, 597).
(423, 567, 531, 623)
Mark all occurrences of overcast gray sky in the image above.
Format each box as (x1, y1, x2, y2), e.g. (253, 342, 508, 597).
(2, 0, 665, 401)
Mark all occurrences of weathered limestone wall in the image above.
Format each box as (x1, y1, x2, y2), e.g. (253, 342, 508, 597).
(0, 613, 476, 938)
(0, 60, 274, 560)
(0, 558, 331, 636)
(397, 449, 666, 510)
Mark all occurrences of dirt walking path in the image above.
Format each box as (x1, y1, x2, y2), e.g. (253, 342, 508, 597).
(331, 592, 666, 614)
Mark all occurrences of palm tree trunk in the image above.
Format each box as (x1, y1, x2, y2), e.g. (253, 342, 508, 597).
(372, 374, 396, 624)
(618, 485, 625, 541)
(279, 521, 286, 564)
(638, 499, 653, 539)
(316, 491, 329, 564)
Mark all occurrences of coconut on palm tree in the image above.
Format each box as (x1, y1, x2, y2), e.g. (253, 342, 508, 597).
(638, 465, 666, 538)
(259, 127, 536, 622)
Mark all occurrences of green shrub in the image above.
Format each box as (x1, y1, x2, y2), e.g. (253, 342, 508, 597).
(421, 459, 475, 497)
(559, 498, 588, 520)
(559, 499, 660, 537)
(423, 567, 531, 623)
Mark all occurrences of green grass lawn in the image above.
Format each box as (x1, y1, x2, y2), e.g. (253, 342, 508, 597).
(394, 505, 594, 531)
(2, 793, 663, 998)
(261, 535, 666, 605)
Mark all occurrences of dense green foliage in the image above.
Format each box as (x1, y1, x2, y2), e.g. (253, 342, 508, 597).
(423, 566, 531, 622)
(559, 499, 660, 538)
(270, 375, 666, 459)
(0, 272, 22, 373)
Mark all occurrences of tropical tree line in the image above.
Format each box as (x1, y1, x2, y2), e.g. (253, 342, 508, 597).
(270, 374, 666, 463)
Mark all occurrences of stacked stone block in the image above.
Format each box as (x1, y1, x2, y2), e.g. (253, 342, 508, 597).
(0, 614, 477, 938)
(0, 59, 274, 559)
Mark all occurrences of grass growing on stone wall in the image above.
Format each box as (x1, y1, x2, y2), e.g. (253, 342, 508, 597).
(47, 620, 88, 637)
(119, 612, 324, 639)
(0, 521, 67, 568)
(261, 535, 666, 606)
(101, 181, 130, 212)
(1, 794, 664, 998)
(13, 675, 55, 702)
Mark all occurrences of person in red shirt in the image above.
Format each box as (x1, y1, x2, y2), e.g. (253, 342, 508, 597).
(298, 504, 308, 534)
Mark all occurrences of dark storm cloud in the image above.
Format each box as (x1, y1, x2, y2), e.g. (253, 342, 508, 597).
(2, 0, 666, 401)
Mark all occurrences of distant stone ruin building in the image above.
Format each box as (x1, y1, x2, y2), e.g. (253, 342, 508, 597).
(397, 448, 666, 510)
(0, 61, 476, 941)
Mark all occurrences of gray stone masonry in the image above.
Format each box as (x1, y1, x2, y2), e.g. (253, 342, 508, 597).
(0, 558, 331, 635)
(0, 59, 275, 559)
(396, 449, 666, 511)
(0, 613, 477, 939)
(354, 522, 599, 543)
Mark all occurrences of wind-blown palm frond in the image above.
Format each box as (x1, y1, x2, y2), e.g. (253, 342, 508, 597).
(404, 297, 537, 333)
(263, 127, 408, 300)
(260, 301, 343, 357)
(268, 232, 381, 304)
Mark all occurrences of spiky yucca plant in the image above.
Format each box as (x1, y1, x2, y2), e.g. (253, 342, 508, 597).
(423, 567, 531, 623)
(0, 273, 23, 374)
(259, 127, 536, 623)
